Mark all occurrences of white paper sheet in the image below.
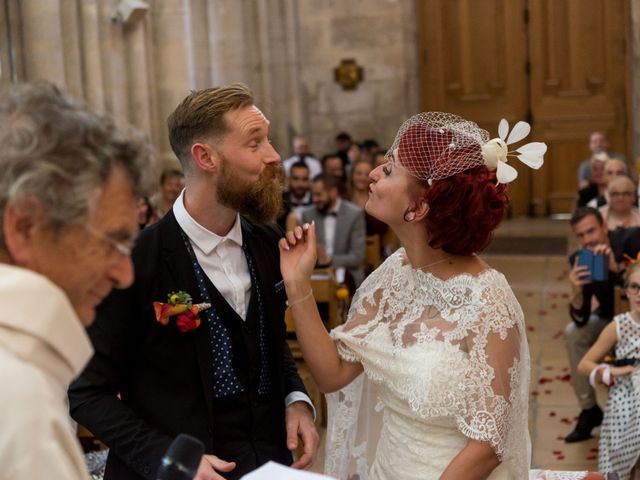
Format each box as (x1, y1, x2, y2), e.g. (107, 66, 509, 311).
(240, 461, 337, 480)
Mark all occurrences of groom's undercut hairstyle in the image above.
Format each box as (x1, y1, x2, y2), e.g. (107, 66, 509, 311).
(167, 83, 255, 172)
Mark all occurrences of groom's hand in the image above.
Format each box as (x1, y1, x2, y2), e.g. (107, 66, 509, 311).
(286, 401, 319, 469)
(194, 454, 236, 480)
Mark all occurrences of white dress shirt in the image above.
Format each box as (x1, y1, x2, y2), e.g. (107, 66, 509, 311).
(323, 198, 341, 258)
(173, 191, 314, 413)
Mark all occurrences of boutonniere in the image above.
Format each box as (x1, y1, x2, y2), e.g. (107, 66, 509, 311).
(153, 291, 211, 333)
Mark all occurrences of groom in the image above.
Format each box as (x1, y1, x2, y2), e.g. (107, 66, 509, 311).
(69, 84, 318, 480)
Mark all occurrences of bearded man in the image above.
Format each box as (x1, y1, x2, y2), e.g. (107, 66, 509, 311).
(69, 84, 319, 480)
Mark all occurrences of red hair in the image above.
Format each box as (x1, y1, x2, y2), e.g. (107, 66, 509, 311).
(422, 166, 508, 255)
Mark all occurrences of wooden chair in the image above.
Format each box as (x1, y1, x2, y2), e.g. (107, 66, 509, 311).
(285, 268, 341, 425)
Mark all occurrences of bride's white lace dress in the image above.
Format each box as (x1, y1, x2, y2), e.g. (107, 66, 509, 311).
(324, 248, 530, 479)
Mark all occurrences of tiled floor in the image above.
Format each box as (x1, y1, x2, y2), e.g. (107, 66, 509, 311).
(307, 218, 605, 474)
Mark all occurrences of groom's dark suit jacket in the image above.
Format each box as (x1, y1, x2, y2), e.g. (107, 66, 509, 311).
(69, 211, 307, 480)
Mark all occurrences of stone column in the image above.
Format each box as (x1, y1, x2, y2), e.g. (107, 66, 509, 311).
(20, 0, 66, 85)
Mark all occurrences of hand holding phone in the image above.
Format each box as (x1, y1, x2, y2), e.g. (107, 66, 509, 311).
(576, 249, 608, 282)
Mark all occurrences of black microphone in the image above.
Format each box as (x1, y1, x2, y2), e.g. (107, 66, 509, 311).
(156, 433, 205, 480)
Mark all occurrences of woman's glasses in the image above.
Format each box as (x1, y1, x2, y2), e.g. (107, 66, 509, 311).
(625, 282, 640, 295)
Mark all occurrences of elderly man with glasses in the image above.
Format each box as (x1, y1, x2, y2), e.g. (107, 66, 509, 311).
(0, 82, 153, 480)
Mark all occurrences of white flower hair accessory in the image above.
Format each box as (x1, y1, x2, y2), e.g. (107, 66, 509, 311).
(385, 112, 547, 185)
(481, 119, 547, 184)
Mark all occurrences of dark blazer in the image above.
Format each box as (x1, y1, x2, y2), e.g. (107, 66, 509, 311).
(69, 211, 306, 480)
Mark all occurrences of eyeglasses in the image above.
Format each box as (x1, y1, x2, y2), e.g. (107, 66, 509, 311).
(626, 282, 640, 295)
(82, 224, 135, 257)
(609, 191, 634, 198)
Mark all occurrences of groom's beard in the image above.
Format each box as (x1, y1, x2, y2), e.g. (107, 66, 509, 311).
(217, 157, 284, 224)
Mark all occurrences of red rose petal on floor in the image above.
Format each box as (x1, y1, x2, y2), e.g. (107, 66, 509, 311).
(561, 293, 570, 298)
(552, 450, 562, 455)
(538, 310, 548, 316)
(590, 447, 598, 452)
(539, 377, 553, 384)
(526, 292, 534, 297)
(573, 416, 579, 421)
(562, 366, 570, 372)
(587, 455, 597, 460)
(551, 303, 558, 309)
(556, 436, 564, 440)
(557, 374, 571, 382)
(544, 389, 552, 394)
(530, 391, 539, 396)
(560, 417, 572, 424)
(527, 325, 536, 332)
(549, 411, 556, 417)
(553, 331, 564, 339)
(545, 366, 554, 371)
(556, 455, 565, 460)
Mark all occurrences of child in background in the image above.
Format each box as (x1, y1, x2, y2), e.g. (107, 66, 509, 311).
(578, 262, 640, 480)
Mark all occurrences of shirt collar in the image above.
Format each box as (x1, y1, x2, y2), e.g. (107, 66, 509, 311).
(173, 190, 243, 255)
(329, 197, 342, 216)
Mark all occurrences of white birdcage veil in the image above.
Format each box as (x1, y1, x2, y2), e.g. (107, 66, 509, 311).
(386, 112, 547, 184)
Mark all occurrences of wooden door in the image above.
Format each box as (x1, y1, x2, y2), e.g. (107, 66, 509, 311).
(417, 0, 630, 216)
(528, 0, 629, 215)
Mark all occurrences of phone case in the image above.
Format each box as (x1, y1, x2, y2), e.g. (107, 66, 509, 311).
(591, 253, 608, 281)
(577, 249, 593, 281)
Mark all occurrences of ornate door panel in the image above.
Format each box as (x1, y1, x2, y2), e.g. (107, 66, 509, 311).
(418, 0, 629, 216)
(528, 0, 629, 215)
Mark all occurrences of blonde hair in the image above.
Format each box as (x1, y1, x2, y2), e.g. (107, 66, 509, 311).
(624, 261, 640, 286)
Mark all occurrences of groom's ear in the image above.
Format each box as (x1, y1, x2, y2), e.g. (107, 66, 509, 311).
(191, 142, 218, 173)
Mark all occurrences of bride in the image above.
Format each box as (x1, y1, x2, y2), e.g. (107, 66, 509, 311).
(279, 113, 544, 479)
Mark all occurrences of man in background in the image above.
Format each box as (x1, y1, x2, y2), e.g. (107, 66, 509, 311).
(0, 82, 152, 479)
(564, 207, 620, 443)
(303, 173, 365, 289)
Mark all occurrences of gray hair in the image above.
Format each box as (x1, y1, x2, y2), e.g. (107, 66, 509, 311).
(0, 81, 155, 250)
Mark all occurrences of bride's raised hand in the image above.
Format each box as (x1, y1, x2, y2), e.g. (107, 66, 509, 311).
(279, 222, 317, 283)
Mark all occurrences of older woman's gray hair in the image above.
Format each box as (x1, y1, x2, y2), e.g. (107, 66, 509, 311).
(0, 82, 155, 251)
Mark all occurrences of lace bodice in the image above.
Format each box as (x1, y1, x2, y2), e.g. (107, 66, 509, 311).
(325, 248, 531, 479)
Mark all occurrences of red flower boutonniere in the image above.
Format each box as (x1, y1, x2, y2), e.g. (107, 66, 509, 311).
(153, 291, 211, 333)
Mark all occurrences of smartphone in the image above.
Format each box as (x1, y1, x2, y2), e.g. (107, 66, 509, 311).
(576, 249, 608, 282)
(591, 252, 607, 281)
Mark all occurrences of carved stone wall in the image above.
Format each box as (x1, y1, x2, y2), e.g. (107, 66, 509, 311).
(1, 0, 636, 168)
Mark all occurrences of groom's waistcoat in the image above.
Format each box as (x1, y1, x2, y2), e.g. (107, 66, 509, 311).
(202, 268, 290, 479)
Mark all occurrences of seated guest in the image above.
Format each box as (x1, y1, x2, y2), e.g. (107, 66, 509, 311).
(348, 160, 388, 237)
(587, 158, 629, 208)
(360, 138, 380, 164)
(578, 131, 627, 190)
(303, 173, 366, 288)
(578, 155, 607, 207)
(153, 167, 184, 218)
(284, 161, 313, 220)
(335, 131, 353, 169)
(137, 196, 156, 230)
(283, 136, 322, 178)
(564, 207, 622, 443)
(0, 82, 152, 479)
(322, 153, 348, 198)
(599, 176, 640, 231)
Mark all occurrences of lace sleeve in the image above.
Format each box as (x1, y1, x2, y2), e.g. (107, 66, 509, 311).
(455, 278, 529, 463)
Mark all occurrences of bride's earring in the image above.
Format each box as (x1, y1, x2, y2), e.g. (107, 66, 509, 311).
(404, 210, 416, 222)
